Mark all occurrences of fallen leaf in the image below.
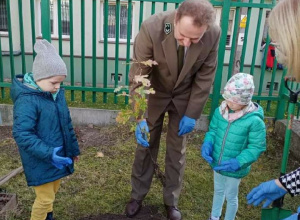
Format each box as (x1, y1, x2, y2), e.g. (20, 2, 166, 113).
(95, 152, 104, 158)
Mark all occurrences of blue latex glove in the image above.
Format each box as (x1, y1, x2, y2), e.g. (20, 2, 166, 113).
(178, 115, 196, 136)
(213, 159, 240, 172)
(135, 120, 150, 147)
(282, 206, 300, 220)
(247, 180, 288, 208)
(201, 141, 213, 164)
(51, 146, 73, 169)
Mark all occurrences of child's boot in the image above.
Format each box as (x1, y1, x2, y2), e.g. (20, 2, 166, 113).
(45, 212, 55, 220)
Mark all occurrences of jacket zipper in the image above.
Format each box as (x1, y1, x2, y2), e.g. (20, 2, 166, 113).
(218, 122, 231, 165)
(216, 107, 258, 166)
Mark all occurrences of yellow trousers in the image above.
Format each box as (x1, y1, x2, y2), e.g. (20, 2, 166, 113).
(30, 179, 61, 220)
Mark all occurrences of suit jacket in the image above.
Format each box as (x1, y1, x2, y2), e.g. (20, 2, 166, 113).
(129, 10, 221, 125)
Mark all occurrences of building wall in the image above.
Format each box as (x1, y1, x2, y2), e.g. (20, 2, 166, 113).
(1, 0, 276, 92)
(1, 0, 269, 60)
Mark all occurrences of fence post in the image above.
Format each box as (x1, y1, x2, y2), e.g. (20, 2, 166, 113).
(275, 69, 288, 120)
(41, 0, 51, 42)
(210, 0, 231, 119)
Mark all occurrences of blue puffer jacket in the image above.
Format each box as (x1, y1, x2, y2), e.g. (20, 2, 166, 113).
(11, 74, 80, 186)
(204, 104, 266, 178)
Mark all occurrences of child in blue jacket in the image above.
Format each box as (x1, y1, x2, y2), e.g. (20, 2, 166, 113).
(11, 39, 80, 220)
(201, 73, 266, 220)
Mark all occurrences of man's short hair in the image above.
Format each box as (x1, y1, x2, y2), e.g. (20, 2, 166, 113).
(176, 0, 216, 28)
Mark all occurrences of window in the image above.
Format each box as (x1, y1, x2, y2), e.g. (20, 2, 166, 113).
(266, 82, 278, 91)
(0, 0, 8, 32)
(37, 0, 70, 37)
(215, 7, 236, 47)
(50, 0, 70, 35)
(101, 2, 134, 42)
(111, 73, 122, 82)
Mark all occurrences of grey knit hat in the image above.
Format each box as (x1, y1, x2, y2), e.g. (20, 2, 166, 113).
(32, 39, 67, 81)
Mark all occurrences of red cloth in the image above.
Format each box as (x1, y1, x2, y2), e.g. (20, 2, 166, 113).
(266, 45, 275, 69)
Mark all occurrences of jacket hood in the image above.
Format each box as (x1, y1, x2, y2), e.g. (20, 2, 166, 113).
(243, 102, 264, 121)
(10, 74, 53, 103)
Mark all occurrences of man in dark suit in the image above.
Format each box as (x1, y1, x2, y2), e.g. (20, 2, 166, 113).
(126, 0, 221, 219)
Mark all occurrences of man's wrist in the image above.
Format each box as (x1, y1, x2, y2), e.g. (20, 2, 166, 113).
(275, 179, 287, 191)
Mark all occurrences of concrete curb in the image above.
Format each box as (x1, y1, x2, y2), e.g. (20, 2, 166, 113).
(274, 119, 300, 159)
(0, 104, 13, 126)
(0, 104, 120, 127)
(0, 104, 209, 130)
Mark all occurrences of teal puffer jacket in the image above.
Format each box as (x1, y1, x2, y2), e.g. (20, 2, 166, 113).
(11, 75, 80, 186)
(204, 104, 266, 178)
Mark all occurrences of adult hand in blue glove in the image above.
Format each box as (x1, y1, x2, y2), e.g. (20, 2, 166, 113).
(178, 115, 196, 136)
(51, 146, 73, 169)
(246, 179, 288, 208)
(201, 141, 213, 164)
(282, 206, 300, 220)
(213, 159, 240, 172)
(135, 120, 150, 147)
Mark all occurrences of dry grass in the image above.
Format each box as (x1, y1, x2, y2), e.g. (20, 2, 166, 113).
(1, 124, 300, 220)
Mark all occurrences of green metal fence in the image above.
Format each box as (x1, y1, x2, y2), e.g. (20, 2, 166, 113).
(0, 0, 298, 119)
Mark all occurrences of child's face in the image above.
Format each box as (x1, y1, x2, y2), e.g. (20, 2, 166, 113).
(36, 75, 66, 94)
(226, 100, 246, 111)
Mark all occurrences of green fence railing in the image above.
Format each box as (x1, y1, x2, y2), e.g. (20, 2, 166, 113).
(0, 0, 299, 119)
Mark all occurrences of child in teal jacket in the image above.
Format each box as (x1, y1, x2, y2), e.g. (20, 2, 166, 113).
(201, 73, 266, 220)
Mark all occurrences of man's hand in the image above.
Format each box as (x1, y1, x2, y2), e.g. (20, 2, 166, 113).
(178, 115, 196, 136)
(135, 120, 150, 147)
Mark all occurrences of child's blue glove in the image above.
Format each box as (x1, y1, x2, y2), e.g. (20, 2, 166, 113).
(201, 141, 213, 164)
(178, 115, 196, 136)
(213, 159, 240, 172)
(51, 146, 73, 169)
(282, 206, 300, 220)
(135, 120, 150, 147)
(247, 180, 288, 208)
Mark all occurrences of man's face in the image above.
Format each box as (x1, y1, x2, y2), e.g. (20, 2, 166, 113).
(174, 15, 208, 47)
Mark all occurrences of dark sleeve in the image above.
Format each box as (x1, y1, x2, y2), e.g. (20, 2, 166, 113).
(12, 96, 52, 161)
(279, 167, 300, 197)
